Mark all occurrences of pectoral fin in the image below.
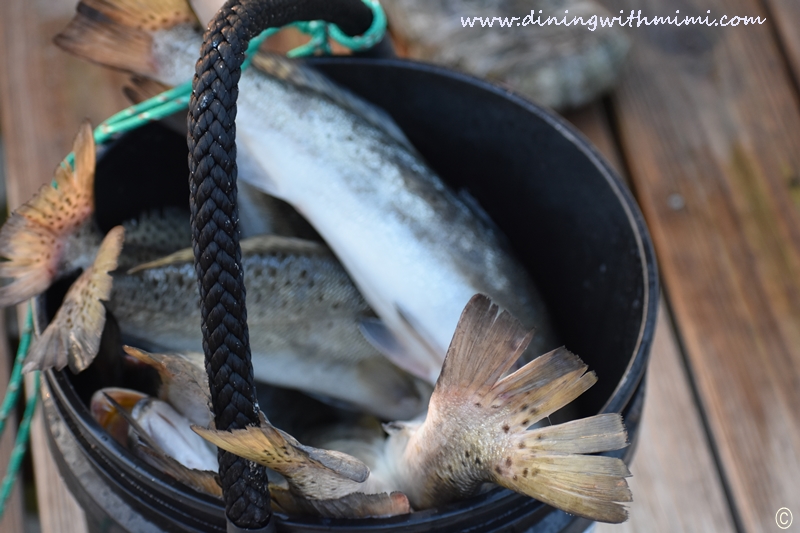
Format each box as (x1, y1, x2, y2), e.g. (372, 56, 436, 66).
(193, 414, 372, 500)
(24, 227, 124, 374)
(359, 317, 437, 384)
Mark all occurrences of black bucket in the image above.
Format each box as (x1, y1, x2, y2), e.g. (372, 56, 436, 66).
(38, 57, 657, 533)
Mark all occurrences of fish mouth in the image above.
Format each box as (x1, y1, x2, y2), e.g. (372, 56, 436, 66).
(90, 388, 147, 445)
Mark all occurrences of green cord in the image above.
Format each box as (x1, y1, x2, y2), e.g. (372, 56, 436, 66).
(0, 374, 38, 517)
(328, 0, 387, 51)
(0, 305, 36, 520)
(0, 306, 33, 437)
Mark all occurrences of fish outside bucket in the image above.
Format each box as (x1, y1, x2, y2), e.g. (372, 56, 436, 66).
(37, 56, 657, 533)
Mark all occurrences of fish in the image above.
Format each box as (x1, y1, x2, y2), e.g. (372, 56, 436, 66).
(23, 226, 124, 374)
(122, 345, 393, 442)
(92, 388, 224, 497)
(122, 76, 322, 241)
(0, 121, 191, 309)
(188, 0, 628, 111)
(1, 122, 186, 374)
(54, 0, 560, 386)
(196, 295, 632, 523)
(384, 0, 631, 111)
(91, 389, 215, 470)
(93, 387, 411, 517)
(113, 237, 431, 421)
(0, 121, 430, 421)
(122, 346, 212, 427)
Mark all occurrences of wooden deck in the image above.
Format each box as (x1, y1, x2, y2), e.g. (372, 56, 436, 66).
(1, 0, 799, 532)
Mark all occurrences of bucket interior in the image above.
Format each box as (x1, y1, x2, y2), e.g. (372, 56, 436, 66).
(42, 57, 657, 532)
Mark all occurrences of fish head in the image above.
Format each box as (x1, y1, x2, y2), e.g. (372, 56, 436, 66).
(131, 397, 218, 472)
(90, 387, 147, 446)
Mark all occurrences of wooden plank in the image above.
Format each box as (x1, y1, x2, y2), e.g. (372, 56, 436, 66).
(600, 0, 800, 530)
(763, 0, 800, 88)
(0, 1, 130, 532)
(565, 106, 738, 533)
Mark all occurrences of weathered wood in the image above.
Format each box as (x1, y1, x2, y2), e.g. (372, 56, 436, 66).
(601, 0, 800, 530)
(565, 106, 738, 533)
(764, 0, 800, 88)
(0, 0, 130, 532)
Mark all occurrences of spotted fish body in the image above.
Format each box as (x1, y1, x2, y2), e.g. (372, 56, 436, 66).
(109, 237, 431, 421)
(55, 0, 559, 386)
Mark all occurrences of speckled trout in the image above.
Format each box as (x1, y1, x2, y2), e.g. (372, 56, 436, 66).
(55, 0, 559, 385)
(0, 123, 428, 421)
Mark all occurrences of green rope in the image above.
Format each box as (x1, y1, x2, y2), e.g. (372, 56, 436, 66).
(0, 374, 38, 516)
(329, 0, 386, 52)
(0, 307, 33, 437)
(0, 305, 36, 519)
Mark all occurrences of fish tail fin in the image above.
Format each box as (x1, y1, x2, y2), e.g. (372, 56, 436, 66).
(429, 295, 631, 523)
(193, 414, 372, 500)
(496, 413, 631, 523)
(54, 0, 198, 78)
(122, 345, 162, 367)
(23, 226, 125, 374)
(0, 121, 97, 307)
(432, 294, 534, 399)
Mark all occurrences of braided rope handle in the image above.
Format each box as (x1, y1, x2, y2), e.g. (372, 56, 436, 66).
(187, 0, 373, 528)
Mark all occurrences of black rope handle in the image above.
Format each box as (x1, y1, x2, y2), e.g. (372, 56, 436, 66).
(187, 0, 373, 529)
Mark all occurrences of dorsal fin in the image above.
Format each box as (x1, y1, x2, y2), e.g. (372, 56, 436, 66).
(251, 54, 416, 152)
